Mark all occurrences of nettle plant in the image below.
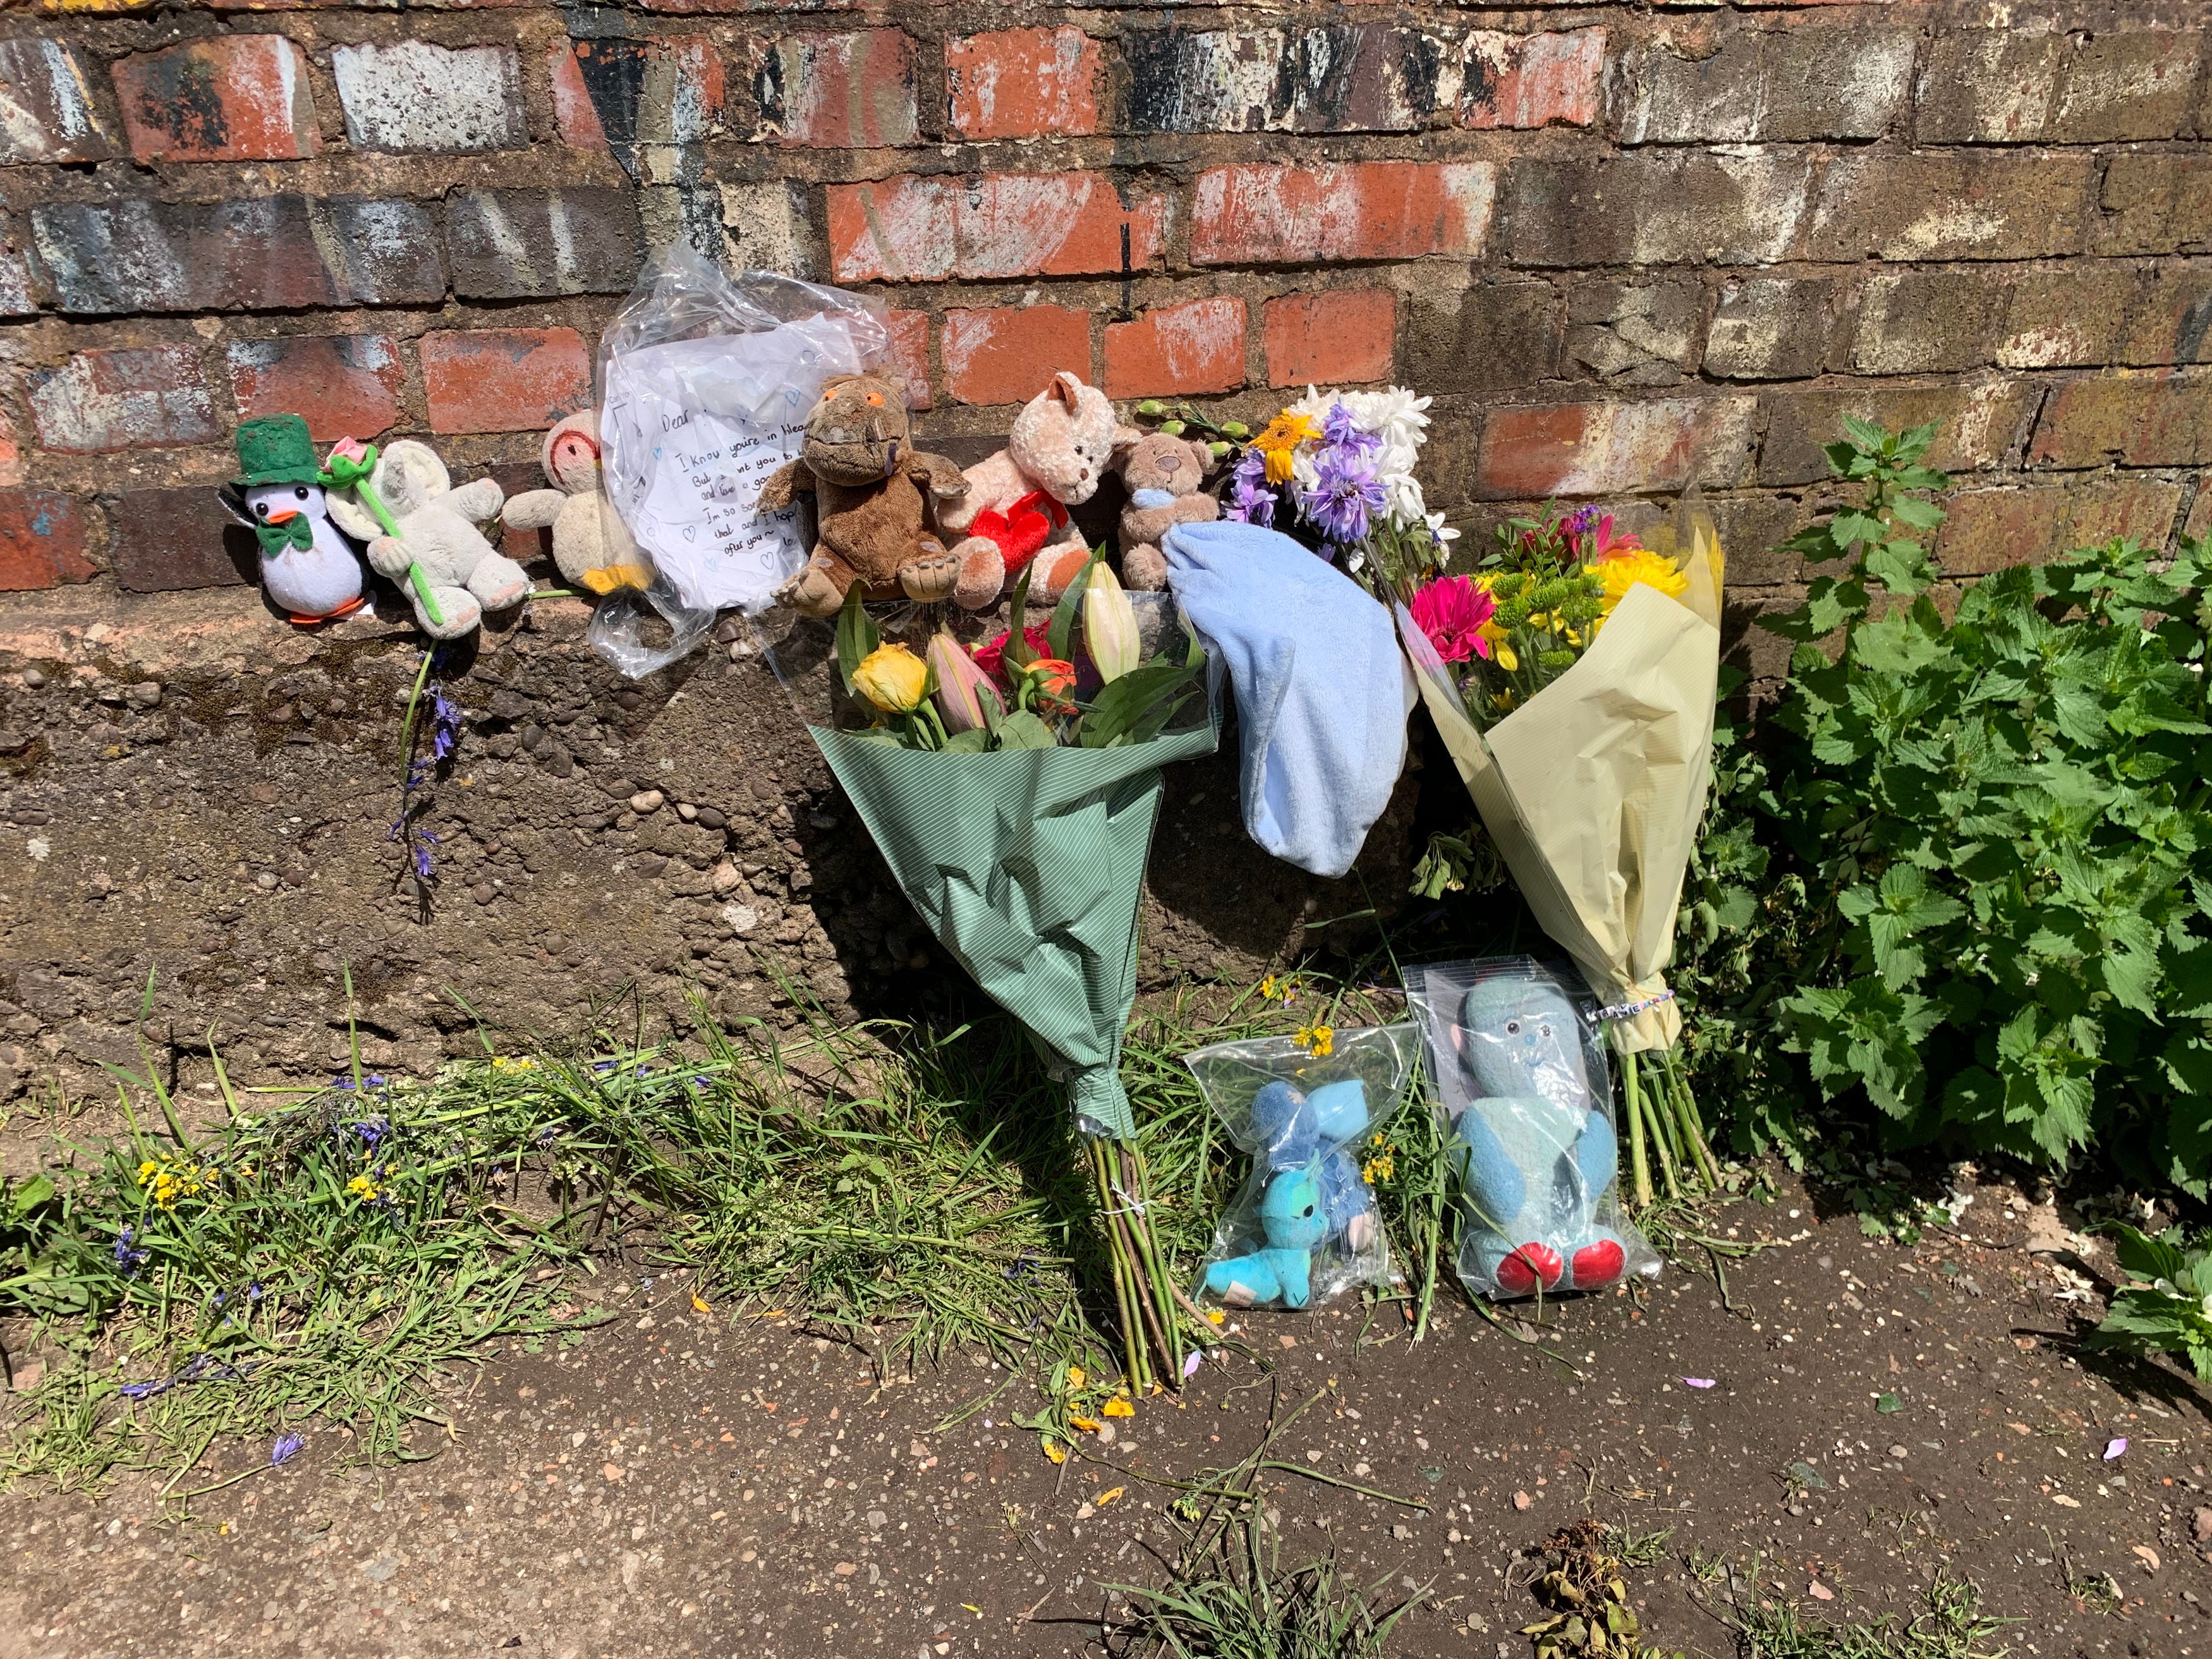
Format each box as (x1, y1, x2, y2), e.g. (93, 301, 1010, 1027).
(1763, 418, 2212, 1189)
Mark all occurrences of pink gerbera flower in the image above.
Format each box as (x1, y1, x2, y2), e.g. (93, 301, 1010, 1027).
(1409, 575, 1496, 664)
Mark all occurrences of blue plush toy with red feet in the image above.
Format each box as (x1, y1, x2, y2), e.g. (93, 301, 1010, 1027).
(1447, 975, 1628, 1298)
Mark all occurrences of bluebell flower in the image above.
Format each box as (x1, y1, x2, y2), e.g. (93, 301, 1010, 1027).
(270, 1431, 305, 1467)
(112, 1226, 150, 1277)
(430, 688, 463, 762)
(349, 1115, 392, 1149)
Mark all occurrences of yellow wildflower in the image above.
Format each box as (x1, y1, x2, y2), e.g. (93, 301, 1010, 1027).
(137, 1155, 214, 1210)
(1071, 1414, 1102, 1433)
(1296, 1022, 1335, 1059)
(1042, 1438, 1067, 1465)
(1594, 547, 1689, 615)
(853, 643, 929, 713)
(1253, 412, 1319, 485)
(691, 1291, 712, 1314)
(490, 1054, 537, 1073)
(1102, 1397, 1134, 1419)
(1096, 1486, 1126, 1507)
(1259, 975, 1280, 1000)
(1206, 1309, 1225, 1325)
(1066, 1364, 1086, 1391)
(346, 1173, 383, 1203)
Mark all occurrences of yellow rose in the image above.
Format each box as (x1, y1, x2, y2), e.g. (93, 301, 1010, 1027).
(853, 643, 928, 713)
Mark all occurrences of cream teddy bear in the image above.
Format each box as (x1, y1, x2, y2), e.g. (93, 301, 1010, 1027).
(935, 371, 1118, 607)
(501, 413, 652, 597)
(325, 441, 528, 640)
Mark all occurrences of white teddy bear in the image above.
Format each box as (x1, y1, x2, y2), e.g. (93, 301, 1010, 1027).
(324, 440, 528, 640)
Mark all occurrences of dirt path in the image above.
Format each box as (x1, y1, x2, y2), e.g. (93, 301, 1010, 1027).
(3, 1174, 2205, 1659)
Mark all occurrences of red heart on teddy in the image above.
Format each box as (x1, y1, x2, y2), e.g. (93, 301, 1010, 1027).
(969, 490, 1068, 574)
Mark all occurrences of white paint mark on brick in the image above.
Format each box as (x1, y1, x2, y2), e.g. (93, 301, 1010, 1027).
(0, 39, 110, 165)
(29, 345, 217, 454)
(1547, 396, 1758, 495)
(331, 40, 523, 155)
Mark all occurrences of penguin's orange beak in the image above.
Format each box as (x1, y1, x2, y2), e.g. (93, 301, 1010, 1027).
(265, 509, 300, 525)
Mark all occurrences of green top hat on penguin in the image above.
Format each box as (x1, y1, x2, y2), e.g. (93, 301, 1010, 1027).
(231, 413, 324, 490)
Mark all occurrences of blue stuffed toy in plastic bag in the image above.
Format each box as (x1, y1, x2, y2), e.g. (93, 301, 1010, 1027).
(1410, 958, 1657, 1301)
(1183, 1025, 1419, 1311)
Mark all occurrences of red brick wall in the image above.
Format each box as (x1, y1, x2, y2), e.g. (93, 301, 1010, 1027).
(2, 6, 2209, 692)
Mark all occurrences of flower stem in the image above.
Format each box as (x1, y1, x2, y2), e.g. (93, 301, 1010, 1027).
(1621, 1041, 1653, 1209)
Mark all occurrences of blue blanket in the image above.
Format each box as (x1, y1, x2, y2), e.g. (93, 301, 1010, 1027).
(1163, 520, 1412, 878)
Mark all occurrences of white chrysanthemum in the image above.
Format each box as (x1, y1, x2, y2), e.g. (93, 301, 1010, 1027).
(1383, 470, 1428, 528)
(1287, 385, 1334, 429)
(1338, 387, 1431, 457)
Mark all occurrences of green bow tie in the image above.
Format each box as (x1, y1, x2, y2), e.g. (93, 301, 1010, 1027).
(256, 516, 315, 554)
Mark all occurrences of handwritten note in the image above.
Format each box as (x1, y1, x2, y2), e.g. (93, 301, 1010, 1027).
(601, 317, 862, 614)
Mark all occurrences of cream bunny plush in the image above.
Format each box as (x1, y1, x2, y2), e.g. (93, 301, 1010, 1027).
(936, 371, 1117, 607)
(501, 413, 651, 597)
(325, 441, 527, 640)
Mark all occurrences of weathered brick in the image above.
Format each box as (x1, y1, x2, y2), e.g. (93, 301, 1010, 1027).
(1126, 25, 1446, 135)
(1704, 276, 1837, 379)
(0, 492, 96, 593)
(1460, 29, 1605, 130)
(32, 197, 443, 315)
(111, 34, 316, 164)
(942, 306, 1090, 406)
(28, 344, 217, 454)
(828, 173, 1165, 283)
(331, 40, 523, 155)
(226, 335, 404, 441)
(557, 35, 724, 149)
(1104, 297, 1247, 399)
(1190, 161, 1494, 266)
(1850, 269, 2005, 374)
(721, 181, 813, 278)
(0, 39, 114, 166)
(1917, 29, 2200, 145)
(2119, 268, 2212, 367)
(446, 189, 643, 299)
(420, 329, 592, 435)
(882, 309, 931, 411)
(1505, 150, 1811, 267)
(2065, 477, 2185, 549)
(108, 488, 254, 594)
(1996, 267, 2132, 369)
(2097, 155, 2212, 257)
(1938, 478, 2186, 576)
(1757, 381, 2039, 485)
(2029, 373, 2212, 469)
(1405, 281, 1560, 394)
(947, 27, 1102, 140)
(1567, 278, 1702, 386)
(0, 216, 38, 317)
(1619, 27, 1914, 143)
(1806, 153, 2097, 262)
(1935, 487, 2057, 576)
(1473, 396, 1756, 499)
(0, 409, 19, 489)
(2187, 484, 2212, 545)
(1262, 289, 1396, 387)
(1706, 494, 1811, 588)
(757, 30, 916, 149)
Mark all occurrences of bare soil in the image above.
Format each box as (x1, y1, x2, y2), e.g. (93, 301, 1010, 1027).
(3, 1169, 2206, 1659)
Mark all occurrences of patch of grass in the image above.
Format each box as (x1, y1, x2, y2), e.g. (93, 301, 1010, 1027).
(1105, 1510, 1427, 1657)
(1729, 1570, 2010, 1658)
(3, 974, 1430, 1493)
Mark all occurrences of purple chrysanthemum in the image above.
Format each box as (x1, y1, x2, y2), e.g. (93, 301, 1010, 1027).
(1321, 401, 1378, 454)
(1224, 449, 1276, 527)
(1298, 444, 1387, 547)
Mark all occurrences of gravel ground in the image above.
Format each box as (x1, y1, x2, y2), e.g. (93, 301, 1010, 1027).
(3, 1170, 2208, 1659)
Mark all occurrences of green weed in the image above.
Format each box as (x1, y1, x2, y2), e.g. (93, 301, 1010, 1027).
(1729, 1571, 2010, 1659)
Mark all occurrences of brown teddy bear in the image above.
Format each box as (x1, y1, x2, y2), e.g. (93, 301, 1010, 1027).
(764, 374, 972, 617)
(1112, 429, 1219, 591)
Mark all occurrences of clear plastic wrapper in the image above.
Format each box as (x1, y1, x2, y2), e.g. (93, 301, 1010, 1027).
(1183, 1023, 1419, 1311)
(591, 246, 890, 678)
(1407, 957, 1658, 1301)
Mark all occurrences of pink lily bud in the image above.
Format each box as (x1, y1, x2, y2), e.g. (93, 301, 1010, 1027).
(1083, 560, 1140, 684)
(327, 435, 370, 466)
(927, 632, 1003, 733)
